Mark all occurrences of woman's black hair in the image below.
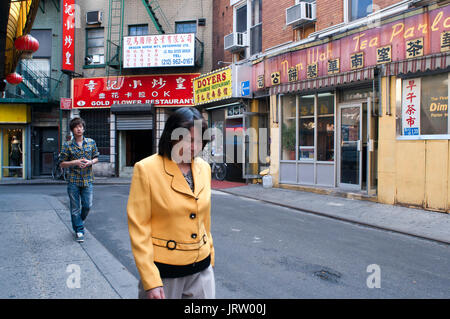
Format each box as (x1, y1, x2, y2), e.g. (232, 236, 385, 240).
(158, 107, 208, 159)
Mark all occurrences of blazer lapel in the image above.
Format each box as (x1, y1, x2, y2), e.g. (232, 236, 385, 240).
(163, 156, 194, 197)
(192, 157, 205, 198)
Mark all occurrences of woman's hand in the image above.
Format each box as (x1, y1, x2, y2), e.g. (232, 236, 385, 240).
(145, 286, 165, 299)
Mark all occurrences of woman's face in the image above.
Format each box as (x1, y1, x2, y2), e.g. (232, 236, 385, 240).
(173, 126, 203, 163)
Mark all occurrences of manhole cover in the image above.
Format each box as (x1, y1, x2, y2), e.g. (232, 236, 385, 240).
(314, 270, 341, 283)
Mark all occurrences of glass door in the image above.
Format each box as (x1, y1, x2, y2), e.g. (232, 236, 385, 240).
(339, 104, 362, 188)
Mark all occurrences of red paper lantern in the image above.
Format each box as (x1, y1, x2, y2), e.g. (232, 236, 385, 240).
(6, 73, 23, 85)
(14, 34, 39, 59)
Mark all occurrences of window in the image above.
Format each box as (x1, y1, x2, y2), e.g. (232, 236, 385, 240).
(317, 94, 334, 161)
(175, 21, 197, 34)
(86, 28, 104, 64)
(281, 95, 296, 160)
(400, 73, 449, 137)
(250, 0, 262, 55)
(128, 24, 148, 36)
(348, 0, 373, 21)
(281, 93, 335, 161)
(236, 5, 247, 33)
(298, 95, 315, 160)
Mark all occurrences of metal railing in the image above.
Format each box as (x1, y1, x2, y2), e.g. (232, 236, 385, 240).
(3, 61, 64, 102)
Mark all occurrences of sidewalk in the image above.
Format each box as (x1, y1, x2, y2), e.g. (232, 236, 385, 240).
(0, 192, 138, 299)
(0, 176, 131, 185)
(217, 184, 450, 245)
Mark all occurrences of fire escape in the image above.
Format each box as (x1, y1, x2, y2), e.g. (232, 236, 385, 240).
(105, 0, 203, 77)
(2, 0, 63, 103)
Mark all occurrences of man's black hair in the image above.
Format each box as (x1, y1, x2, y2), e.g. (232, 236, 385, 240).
(69, 117, 86, 132)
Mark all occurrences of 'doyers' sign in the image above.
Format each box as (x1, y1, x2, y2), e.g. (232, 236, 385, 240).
(253, 5, 450, 90)
(72, 74, 199, 108)
(193, 67, 232, 105)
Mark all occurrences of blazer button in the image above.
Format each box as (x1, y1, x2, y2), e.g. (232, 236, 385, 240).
(190, 213, 196, 219)
(191, 233, 197, 239)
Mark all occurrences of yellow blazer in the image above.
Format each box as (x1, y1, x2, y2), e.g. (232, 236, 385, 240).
(127, 154, 214, 290)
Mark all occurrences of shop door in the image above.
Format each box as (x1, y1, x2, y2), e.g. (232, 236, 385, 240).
(339, 104, 362, 189)
(242, 112, 269, 179)
(40, 128, 58, 175)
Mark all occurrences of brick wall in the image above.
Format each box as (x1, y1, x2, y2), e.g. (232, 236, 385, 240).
(316, 0, 344, 32)
(212, 0, 233, 71)
(316, 0, 401, 32)
(262, 0, 295, 51)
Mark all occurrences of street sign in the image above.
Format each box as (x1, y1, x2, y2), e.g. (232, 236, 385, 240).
(241, 80, 250, 97)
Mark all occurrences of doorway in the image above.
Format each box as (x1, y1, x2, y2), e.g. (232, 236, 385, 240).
(339, 104, 362, 189)
(32, 127, 58, 176)
(338, 100, 377, 193)
(126, 130, 153, 167)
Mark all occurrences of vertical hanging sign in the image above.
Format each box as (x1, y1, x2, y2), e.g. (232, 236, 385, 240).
(402, 78, 421, 136)
(62, 0, 75, 72)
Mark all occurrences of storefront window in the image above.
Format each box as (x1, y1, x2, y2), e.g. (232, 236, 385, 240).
(400, 73, 449, 137)
(281, 95, 296, 160)
(298, 95, 314, 160)
(2, 128, 24, 178)
(317, 93, 335, 161)
(420, 73, 448, 135)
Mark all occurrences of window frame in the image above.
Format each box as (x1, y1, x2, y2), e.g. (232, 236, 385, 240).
(85, 27, 105, 66)
(280, 92, 336, 162)
(128, 24, 149, 36)
(175, 21, 197, 34)
(396, 72, 450, 140)
(344, 0, 374, 23)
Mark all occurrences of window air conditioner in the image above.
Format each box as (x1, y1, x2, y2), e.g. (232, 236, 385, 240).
(224, 32, 248, 51)
(86, 11, 103, 25)
(92, 55, 101, 63)
(286, 1, 316, 26)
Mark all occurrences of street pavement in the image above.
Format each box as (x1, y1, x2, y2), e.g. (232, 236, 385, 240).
(0, 188, 137, 299)
(0, 177, 449, 298)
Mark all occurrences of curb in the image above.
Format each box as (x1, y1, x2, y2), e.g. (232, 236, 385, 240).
(215, 188, 450, 246)
(48, 196, 139, 299)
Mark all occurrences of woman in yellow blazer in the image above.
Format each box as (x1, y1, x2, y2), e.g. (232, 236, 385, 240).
(127, 108, 215, 299)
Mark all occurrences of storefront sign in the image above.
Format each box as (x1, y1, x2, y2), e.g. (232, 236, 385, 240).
(193, 68, 232, 105)
(253, 5, 450, 90)
(123, 33, 195, 68)
(72, 74, 199, 108)
(402, 78, 421, 136)
(60, 98, 72, 110)
(62, 0, 75, 72)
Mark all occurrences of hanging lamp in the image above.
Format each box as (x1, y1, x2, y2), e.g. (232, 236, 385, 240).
(14, 34, 40, 59)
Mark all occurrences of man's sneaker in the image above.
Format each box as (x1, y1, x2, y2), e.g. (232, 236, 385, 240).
(76, 232, 84, 243)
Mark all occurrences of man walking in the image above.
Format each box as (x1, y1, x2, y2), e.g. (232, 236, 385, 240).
(60, 117, 99, 242)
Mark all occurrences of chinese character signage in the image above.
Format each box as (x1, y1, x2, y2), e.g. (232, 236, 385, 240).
(62, 0, 75, 72)
(60, 97, 72, 110)
(123, 33, 195, 68)
(252, 5, 450, 91)
(193, 68, 232, 105)
(402, 78, 421, 136)
(72, 73, 200, 108)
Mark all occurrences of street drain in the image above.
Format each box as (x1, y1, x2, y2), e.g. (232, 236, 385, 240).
(313, 270, 341, 283)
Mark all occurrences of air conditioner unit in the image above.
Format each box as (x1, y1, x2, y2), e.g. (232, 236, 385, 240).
(92, 55, 101, 63)
(224, 32, 248, 51)
(286, 1, 316, 26)
(86, 11, 103, 25)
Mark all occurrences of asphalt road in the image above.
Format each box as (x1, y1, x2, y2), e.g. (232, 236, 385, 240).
(1, 184, 449, 298)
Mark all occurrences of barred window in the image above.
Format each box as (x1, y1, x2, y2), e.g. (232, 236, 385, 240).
(79, 109, 110, 161)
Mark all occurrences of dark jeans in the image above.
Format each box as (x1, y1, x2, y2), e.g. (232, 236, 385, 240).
(67, 182, 93, 234)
